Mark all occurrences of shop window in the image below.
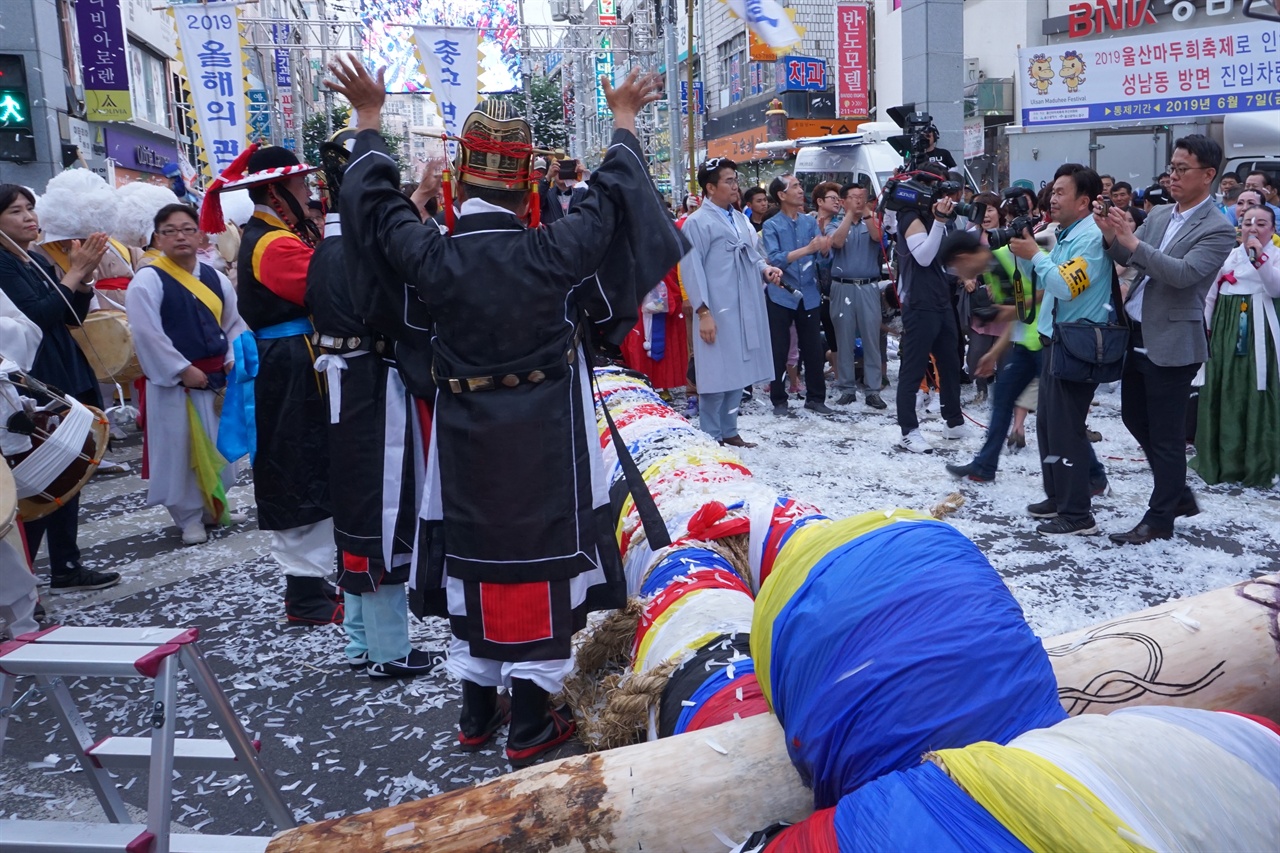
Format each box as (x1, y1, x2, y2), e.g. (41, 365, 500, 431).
(129, 43, 171, 128)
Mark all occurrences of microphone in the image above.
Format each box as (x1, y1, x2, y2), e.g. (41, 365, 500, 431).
(1248, 245, 1259, 265)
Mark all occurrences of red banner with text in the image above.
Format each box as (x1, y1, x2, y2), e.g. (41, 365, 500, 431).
(836, 3, 870, 118)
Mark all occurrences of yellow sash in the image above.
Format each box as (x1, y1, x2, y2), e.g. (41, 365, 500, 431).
(151, 255, 224, 324)
(38, 238, 133, 273)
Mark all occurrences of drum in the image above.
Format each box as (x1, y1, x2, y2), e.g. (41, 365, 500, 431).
(69, 309, 142, 383)
(7, 394, 110, 522)
(0, 461, 14, 541)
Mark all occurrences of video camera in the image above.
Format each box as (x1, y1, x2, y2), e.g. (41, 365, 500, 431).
(986, 187, 1039, 250)
(879, 170, 985, 223)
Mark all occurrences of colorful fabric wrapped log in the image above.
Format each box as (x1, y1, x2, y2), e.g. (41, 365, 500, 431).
(753, 510, 1067, 807)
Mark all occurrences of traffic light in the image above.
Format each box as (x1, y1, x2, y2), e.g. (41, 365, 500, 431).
(0, 54, 37, 163)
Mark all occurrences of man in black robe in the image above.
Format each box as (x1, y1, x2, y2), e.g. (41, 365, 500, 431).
(306, 130, 435, 677)
(327, 55, 687, 766)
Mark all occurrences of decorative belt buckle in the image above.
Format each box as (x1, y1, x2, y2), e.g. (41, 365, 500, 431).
(467, 376, 495, 392)
(527, 370, 545, 384)
(501, 374, 520, 388)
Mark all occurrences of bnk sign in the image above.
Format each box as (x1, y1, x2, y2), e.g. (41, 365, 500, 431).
(1068, 0, 1158, 38)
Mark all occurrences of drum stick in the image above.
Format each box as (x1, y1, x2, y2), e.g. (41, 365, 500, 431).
(0, 229, 127, 402)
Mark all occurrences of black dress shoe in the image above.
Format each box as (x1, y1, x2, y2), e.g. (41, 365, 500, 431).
(945, 462, 994, 483)
(1108, 523, 1173, 546)
(803, 401, 835, 415)
(367, 648, 440, 679)
(1175, 493, 1200, 518)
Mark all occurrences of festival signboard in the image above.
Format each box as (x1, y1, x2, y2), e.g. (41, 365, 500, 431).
(413, 27, 481, 158)
(1018, 21, 1280, 126)
(172, 1, 248, 181)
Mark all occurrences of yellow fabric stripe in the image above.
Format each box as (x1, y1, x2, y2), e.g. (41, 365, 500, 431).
(251, 230, 301, 285)
(750, 510, 933, 709)
(252, 210, 290, 229)
(39, 241, 71, 274)
(933, 743, 1153, 853)
(151, 255, 223, 324)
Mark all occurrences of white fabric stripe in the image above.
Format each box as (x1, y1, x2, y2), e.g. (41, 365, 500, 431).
(381, 366, 409, 569)
(13, 395, 95, 499)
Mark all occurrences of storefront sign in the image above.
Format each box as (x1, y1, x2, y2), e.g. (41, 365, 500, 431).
(707, 124, 769, 160)
(777, 56, 828, 93)
(598, 0, 617, 26)
(172, 2, 248, 179)
(963, 118, 985, 160)
(103, 125, 178, 174)
(835, 3, 870, 118)
(1019, 21, 1280, 126)
(787, 118, 863, 138)
(1068, 0, 1243, 39)
(75, 0, 132, 121)
(680, 80, 705, 115)
(749, 29, 779, 62)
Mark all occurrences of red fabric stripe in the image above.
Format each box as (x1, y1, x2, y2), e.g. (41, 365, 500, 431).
(342, 552, 370, 574)
(1220, 710, 1280, 737)
(686, 674, 770, 733)
(95, 276, 131, 291)
(480, 581, 553, 644)
(765, 807, 838, 853)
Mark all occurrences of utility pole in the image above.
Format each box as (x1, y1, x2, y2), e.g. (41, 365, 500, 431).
(664, 0, 681, 207)
(685, 0, 696, 196)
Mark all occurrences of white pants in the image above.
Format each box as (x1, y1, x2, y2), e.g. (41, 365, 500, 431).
(269, 519, 336, 578)
(0, 530, 39, 638)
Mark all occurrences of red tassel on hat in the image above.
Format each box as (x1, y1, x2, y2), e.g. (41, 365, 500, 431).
(199, 143, 259, 235)
(442, 170, 455, 235)
(528, 181, 541, 229)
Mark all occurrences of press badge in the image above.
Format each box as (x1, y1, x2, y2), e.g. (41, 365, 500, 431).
(1057, 257, 1090, 298)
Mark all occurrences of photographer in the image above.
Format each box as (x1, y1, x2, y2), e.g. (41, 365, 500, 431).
(827, 183, 887, 409)
(762, 174, 834, 416)
(893, 171, 966, 452)
(1010, 164, 1114, 536)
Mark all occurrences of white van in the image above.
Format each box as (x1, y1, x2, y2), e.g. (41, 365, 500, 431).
(1221, 111, 1280, 189)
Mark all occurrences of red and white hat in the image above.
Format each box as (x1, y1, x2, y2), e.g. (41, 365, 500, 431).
(199, 143, 317, 234)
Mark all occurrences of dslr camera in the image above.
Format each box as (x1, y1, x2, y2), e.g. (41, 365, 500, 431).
(986, 187, 1039, 250)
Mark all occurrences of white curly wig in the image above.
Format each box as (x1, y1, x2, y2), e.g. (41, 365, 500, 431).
(111, 181, 183, 247)
(36, 169, 119, 243)
(220, 189, 254, 227)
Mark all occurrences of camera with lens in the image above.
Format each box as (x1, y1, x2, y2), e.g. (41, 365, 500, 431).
(986, 187, 1039, 250)
(880, 173, 985, 224)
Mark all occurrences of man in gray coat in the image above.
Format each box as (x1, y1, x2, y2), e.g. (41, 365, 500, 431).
(1097, 134, 1235, 545)
(680, 158, 783, 447)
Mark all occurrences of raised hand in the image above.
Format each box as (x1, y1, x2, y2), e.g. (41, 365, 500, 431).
(325, 53, 387, 131)
(602, 67, 662, 133)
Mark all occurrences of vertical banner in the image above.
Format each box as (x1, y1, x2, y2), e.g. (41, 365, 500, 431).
(595, 54, 614, 118)
(413, 26, 481, 156)
(75, 0, 132, 121)
(598, 0, 618, 26)
(273, 25, 295, 145)
(724, 0, 801, 51)
(835, 3, 870, 118)
(173, 2, 248, 181)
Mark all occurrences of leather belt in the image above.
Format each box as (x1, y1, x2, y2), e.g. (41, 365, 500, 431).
(832, 277, 880, 285)
(311, 332, 364, 353)
(437, 345, 576, 394)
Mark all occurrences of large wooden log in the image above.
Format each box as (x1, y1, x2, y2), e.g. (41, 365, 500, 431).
(267, 574, 1280, 853)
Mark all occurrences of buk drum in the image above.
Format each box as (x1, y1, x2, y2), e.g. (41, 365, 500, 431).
(6, 388, 110, 522)
(0, 461, 14, 541)
(69, 309, 142, 383)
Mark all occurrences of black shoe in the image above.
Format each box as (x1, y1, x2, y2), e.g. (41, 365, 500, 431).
(1027, 499, 1058, 519)
(1108, 523, 1173, 546)
(368, 648, 439, 679)
(506, 679, 577, 768)
(803, 401, 835, 415)
(772, 404, 794, 417)
(284, 576, 344, 625)
(1037, 516, 1099, 536)
(835, 393, 857, 405)
(458, 681, 510, 751)
(34, 601, 46, 622)
(347, 651, 369, 671)
(1175, 493, 1200, 518)
(945, 462, 994, 483)
(864, 393, 887, 410)
(50, 567, 121, 593)
(1090, 479, 1111, 498)
(1086, 428, 1102, 443)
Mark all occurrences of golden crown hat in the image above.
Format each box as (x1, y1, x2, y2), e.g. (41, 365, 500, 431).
(456, 100, 535, 192)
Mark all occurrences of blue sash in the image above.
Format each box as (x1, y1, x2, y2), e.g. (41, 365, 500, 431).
(216, 318, 313, 463)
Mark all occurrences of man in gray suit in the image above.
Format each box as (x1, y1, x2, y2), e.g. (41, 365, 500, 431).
(1097, 134, 1235, 545)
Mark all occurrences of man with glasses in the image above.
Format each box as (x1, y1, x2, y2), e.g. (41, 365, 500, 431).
(763, 173, 834, 416)
(126, 204, 249, 545)
(681, 157, 783, 446)
(826, 183, 888, 409)
(1097, 134, 1235, 545)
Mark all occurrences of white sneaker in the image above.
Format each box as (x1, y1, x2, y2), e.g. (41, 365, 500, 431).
(943, 422, 969, 440)
(897, 429, 934, 454)
(181, 522, 208, 546)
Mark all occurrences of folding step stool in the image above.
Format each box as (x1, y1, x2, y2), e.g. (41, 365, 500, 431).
(0, 626, 297, 853)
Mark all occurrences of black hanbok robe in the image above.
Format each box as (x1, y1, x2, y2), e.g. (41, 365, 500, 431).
(236, 211, 330, 530)
(305, 220, 420, 593)
(341, 128, 688, 662)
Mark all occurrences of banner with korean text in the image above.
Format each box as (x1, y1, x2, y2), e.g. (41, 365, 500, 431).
(76, 0, 132, 121)
(835, 2, 869, 119)
(1018, 21, 1280, 126)
(172, 2, 248, 181)
(413, 27, 481, 158)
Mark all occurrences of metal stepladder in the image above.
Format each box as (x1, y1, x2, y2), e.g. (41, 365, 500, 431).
(0, 626, 297, 853)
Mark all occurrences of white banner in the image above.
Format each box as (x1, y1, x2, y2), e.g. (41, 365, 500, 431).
(724, 0, 802, 52)
(413, 26, 481, 155)
(171, 2, 248, 181)
(1018, 21, 1280, 127)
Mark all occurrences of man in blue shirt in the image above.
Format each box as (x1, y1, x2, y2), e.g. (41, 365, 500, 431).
(826, 183, 888, 410)
(762, 174, 833, 416)
(1009, 164, 1113, 536)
